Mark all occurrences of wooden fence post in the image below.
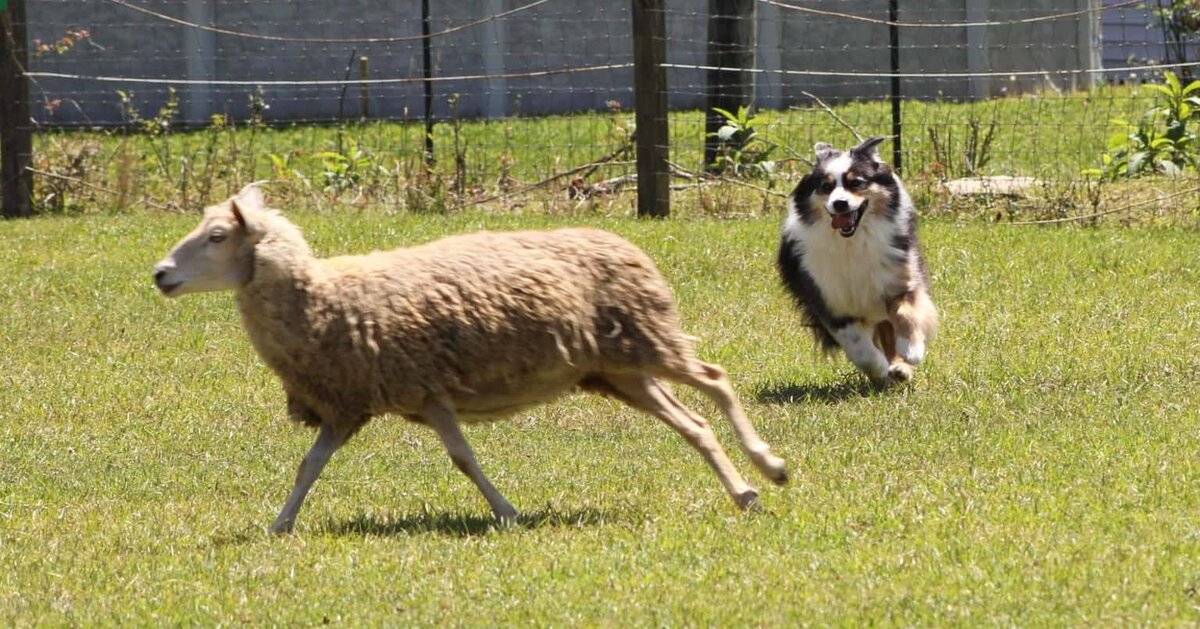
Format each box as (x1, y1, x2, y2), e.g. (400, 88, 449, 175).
(704, 0, 756, 170)
(1, 0, 34, 218)
(632, 0, 669, 218)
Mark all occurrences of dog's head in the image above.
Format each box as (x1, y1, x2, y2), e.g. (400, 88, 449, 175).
(790, 136, 897, 238)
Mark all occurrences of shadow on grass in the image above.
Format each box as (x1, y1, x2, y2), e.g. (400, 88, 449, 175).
(205, 505, 621, 544)
(210, 526, 271, 547)
(322, 505, 618, 538)
(755, 377, 888, 405)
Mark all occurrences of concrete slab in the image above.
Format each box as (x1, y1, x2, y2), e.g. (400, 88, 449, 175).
(944, 176, 1041, 197)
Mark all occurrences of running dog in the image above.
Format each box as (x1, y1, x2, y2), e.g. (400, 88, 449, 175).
(777, 136, 938, 384)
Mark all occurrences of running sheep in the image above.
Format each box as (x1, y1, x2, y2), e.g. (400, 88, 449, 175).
(153, 184, 788, 534)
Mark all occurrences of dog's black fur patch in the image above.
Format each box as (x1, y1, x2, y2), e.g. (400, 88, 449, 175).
(788, 170, 824, 227)
(776, 232, 848, 352)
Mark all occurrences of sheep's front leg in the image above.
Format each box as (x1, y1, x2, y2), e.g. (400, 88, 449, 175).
(421, 401, 518, 522)
(272, 423, 349, 535)
(830, 321, 890, 383)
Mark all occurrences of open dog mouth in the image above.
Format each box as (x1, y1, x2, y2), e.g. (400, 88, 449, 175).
(829, 201, 867, 237)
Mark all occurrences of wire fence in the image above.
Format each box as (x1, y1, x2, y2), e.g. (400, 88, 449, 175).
(4, 0, 1200, 219)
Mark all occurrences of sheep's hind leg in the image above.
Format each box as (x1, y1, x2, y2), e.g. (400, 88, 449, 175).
(421, 400, 518, 523)
(601, 374, 761, 510)
(272, 423, 351, 535)
(673, 362, 789, 485)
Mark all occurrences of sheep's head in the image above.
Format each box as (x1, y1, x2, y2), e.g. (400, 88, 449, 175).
(153, 184, 268, 297)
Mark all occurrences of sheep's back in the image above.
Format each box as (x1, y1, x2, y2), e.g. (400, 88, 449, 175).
(316, 228, 695, 412)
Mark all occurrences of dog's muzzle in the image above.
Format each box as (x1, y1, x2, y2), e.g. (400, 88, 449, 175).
(829, 201, 867, 238)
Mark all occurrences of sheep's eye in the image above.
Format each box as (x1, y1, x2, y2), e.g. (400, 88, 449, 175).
(209, 231, 226, 243)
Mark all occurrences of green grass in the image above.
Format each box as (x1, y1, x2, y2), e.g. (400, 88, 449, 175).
(2, 211, 1199, 624)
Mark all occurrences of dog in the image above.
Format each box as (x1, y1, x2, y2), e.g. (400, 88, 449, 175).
(776, 136, 938, 385)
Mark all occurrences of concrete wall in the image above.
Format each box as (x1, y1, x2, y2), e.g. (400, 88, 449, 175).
(755, 0, 1100, 106)
(1100, 0, 1200, 80)
(25, 0, 1099, 126)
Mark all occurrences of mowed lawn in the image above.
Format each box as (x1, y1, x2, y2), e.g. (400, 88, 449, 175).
(1, 210, 1199, 625)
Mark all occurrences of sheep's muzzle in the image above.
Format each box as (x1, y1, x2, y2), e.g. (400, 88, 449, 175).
(153, 268, 182, 296)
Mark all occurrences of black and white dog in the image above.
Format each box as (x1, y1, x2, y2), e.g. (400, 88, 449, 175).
(777, 137, 938, 384)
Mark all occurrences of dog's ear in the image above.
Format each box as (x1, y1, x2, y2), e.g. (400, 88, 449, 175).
(850, 136, 887, 161)
(813, 142, 836, 162)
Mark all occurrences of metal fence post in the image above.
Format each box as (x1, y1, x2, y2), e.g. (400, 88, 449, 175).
(1, 0, 33, 218)
(889, 0, 902, 173)
(422, 0, 435, 166)
(632, 0, 669, 218)
(359, 56, 370, 121)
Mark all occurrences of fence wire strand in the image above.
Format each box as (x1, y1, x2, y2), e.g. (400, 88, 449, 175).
(102, 0, 557, 44)
(8, 0, 1200, 221)
(760, 0, 1143, 28)
(660, 60, 1200, 81)
(25, 63, 636, 87)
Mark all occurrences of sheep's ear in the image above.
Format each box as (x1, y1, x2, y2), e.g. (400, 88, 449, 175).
(230, 200, 263, 240)
(813, 142, 836, 162)
(235, 181, 266, 209)
(230, 185, 266, 240)
(850, 136, 887, 161)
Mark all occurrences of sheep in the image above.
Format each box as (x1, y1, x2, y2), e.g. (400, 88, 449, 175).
(153, 184, 788, 534)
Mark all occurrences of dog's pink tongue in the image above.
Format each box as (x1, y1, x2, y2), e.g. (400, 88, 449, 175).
(831, 213, 854, 230)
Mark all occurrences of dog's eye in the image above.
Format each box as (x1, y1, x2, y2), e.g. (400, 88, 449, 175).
(209, 231, 227, 243)
(845, 179, 864, 190)
(819, 181, 835, 194)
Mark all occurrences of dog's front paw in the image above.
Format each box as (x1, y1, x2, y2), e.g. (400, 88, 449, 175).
(861, 360, 890, 385)
(888, 362, 913, 382)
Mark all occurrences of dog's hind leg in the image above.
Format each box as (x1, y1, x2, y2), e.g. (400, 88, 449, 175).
(830, 321, 890, 384)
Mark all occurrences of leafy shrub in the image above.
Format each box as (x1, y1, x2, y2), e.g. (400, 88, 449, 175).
(1088, 72, 1200, 179)
(707, 106, 778, 178)
(1153, 0, 1200, 81)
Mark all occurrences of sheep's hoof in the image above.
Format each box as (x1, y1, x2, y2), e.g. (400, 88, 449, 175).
(768, 466, 789, 486)
(270, 520, 295, 536)
(760, 454, 789, 486)
(493, 506, 520, 528)
(734, 488, 761, 511)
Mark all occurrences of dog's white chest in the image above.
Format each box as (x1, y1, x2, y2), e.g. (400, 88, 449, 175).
(790, 219, 901, 322)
